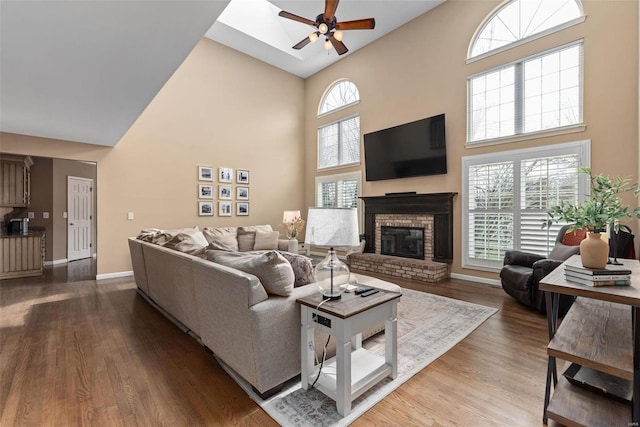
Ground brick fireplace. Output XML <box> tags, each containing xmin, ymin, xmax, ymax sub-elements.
<box><xmin>348</xmin><ymin>192</ymin><xmax>457</xmax><ymax>283</ymax></box>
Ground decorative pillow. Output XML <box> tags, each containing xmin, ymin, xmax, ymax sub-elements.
<box><xmin>162</xmin><ymin>230</ymin><xmax>208</xmax><ymax>257</ymax></box>
<box><xmin>237</xmin><ymin>225</ymin><xmax>274</xmax><ymax>251</ymax></box>
<box><xmin>254</xmin><ymin>231</ymin><xmax>280</xmax><ymax>250</ymax></box>
<box><xmin>548</xmin><ymin>243</ymin><xmax>580</xmax><ymax>261</ymax></box>
<box><xmin>562</xmin><ymin>228</ymin><xmax>588</xmax><ymax>246</ymax></box>
<box><xmin>207</xmin><ymin>250</ymin><xmax>294</xmax><ymax>296</ymax></box>
<box><xmin>202</xmin><ymin>227</ymin><xmax>238</xmax><ymax>251</ymax></box>
<box><xmin>278</xmin><ymin>251</ymin><xmax>314</xmax><ymax>287</ymax></box>
<box><xmin>137</xmin><ymin>227</ymin><xmax>200</xmax><ymax>245</ymax></box>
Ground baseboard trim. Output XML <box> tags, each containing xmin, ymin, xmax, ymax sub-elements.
<box><xmin>96</xmin><ymin>271</ymin><xmax>134</xmax><ymax>281</ymax></box>
<box><xmin>450</xmin><ymin>272</ymin><xmax>501</xmax><ymax>287</ymax></box>
<box><xmin>44</xmin><ymin>258</ymin><xmax>68</xmax><ymax>266</ymax></box>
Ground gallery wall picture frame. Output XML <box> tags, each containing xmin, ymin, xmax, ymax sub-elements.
<box><xmin>236</xmin><ymin>186</ymin><xmax>249</xmax><ymax>200</ymax></box>
<box><xmin>219</xmin><ymin>185</ymin><xmax>232</xmax><ymax>200</ymax></box>
<box><xmin>237</xmin><ymin>169</ymin><xmax>250</xmax><ymax>184</ymax></box>
<box><xmin>236</xmin><ymin>202</ymin><xmax>249</xmax><ymax>216</ymax></box>
<box><xmin>218</xmin><ymin>202</ymin><xmax>232</xmax><ymax>217</ymax></box>
<box><xmin>199</xmin><ymin>184</ymin><xmax>214</xmax><ymax>199</ymax></box>
<box><xmin>219</xmin><ymin>167</ymin><xmax>233</xmax><ymax>183</ymax></box>
<box><xmin>198</xmin><ymin>166</ymin><xmax>214</xmax><ymax>181</ymax></box>
<box><xmin>198</xmin><ymin>201</ymin><xmax>214</xmax><ymax>216</ymax></box>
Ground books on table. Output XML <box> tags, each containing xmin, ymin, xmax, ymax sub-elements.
<box><xmin>563</xmin><ymin>260</ymin><xmax>632</xmax><ymax>287</ymax></box>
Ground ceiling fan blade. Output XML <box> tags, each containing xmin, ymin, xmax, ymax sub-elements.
<box><xmin>335</xmin><ymin>18</ymin><xmax>376</xmax><ymax>30</ymax></box>
<box><xmin>278</xmin><ymin>10</ymin><xmax>316</xmax><ymax>27</ymax></box>
<box><xmin>292</xmin><ymin>36</ymin><xmax>312</xmax><ymax>50</ymax></box>
<box><xmin>329</xmin><ymin>34</ymin><xmax>349</xmax><ymax>55</ymax></box>
<box><xmin>324</xmin><ymin>0</ymin><xmax>339</xmax><ymax>22</ymax></box>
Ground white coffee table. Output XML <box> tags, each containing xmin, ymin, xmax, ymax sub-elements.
<box><xmin>297</xmin><ymin>286</ymin><xmax>401</xmax><ymax>416</ymax></box>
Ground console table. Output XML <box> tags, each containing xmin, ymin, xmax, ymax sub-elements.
<box><xmin>297</xmin><ymin>287</ymin><xmax>401</xmax><ymax>416</ymax></box>
<box><xmin>540</xmin><ymin>255</ymin><xmax>640</xmax><ymax>426</ymax></box>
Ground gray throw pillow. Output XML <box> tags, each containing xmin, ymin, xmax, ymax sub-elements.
<box><xmin>202</xmin><ymin>227</ymin><xmax>239</xmax><ymax>251</ymax></box>
<box><xmin>254</xmin><ymin>231</ymin><xmax>280</xmax><ymax>250</ymax></box>
<box><xmin>548</xmin><ymin>243</ymin><xmax>580</xmax><ymax>261</ymax></box>
<box><xmin>207</xmin><ymin>250</ymin><xmax>294</xmax><ymax>296</ymax></box>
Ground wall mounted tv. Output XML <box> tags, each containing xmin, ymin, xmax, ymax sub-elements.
<box><xmin>364</xmin><ymin>113</ymin><xmax>446</xmax><ymax>182</ymax></box>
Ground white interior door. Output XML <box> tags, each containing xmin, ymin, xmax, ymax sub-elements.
<box><xmin>67</xmin><ymin>176</ymin><xmax>93</xmax><ymax>262</ymax></box>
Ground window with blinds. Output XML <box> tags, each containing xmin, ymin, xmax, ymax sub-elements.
<box><xmin>318</xmin><ymin>115</ymin><xmax>360</xmax><ymax>169</ymax></box>
<box><xmin>468</xmin><ymin>41</ymin><xmax>583</xmax><ymax>144</ymax></box>
<box><xmin>316</xmin><ymin>172</ymin><xmax>361</xmax><ymax>209</ymax></box>
<box><xmin>462</xmin><ymin>140</ymin><xmax>589</xmax><ymax>271</ymax></box>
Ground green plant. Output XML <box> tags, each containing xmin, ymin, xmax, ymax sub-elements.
<box><xmin>544</xmin><ymin>167</ymin><xmax>640</xmax><ymax>234</ymax></box>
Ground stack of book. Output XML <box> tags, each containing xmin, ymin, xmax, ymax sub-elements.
<box><xmin>564</xmin><ymin>263</ymin><xmax>632</xmax><ymax>287</ymax></box>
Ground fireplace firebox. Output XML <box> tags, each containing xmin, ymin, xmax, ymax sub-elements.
<box><xmin>381</xmin><ymin>226</ymin><xmax>424</xmax><ymax>260</ymax></box>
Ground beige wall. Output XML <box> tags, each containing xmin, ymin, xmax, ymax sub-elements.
<box><xmin>0</xmin><ymin>38</ymin><xmax>305</xmax><ymax>275</ymax></box>
<box><xmin>304</xmin><ymin>0</ymin><xmax>639</xmax><ymax>280</ymax></box>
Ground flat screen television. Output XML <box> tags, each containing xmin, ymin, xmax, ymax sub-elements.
<box><xmin>364</xmin><ymin>113</ymin><xmax>446</xmax><ymax>182</ymax></box>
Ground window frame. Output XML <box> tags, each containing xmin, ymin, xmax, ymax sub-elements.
<box><xmin>461</xmin><ymin>139</ymin><xmax>591</xmax><ymax>272</ymax></box>
<box><xmin>466</xmin><ymin>0</ymin><xmax>586</xmax><ymax>63</ymax></box>
<box><xmin>317</xmin><ymin>113</ymin><xmax>361</xmax><ymax>171</ymax></box>
<box><xmin>315</xmin><ymin>171</ymin><xmax>363</xmax><ymax>230</ymax></box>
<box><xmin>467</xmin><ymin>39</ymin><xmax>585</xmax><ymax>147</ymax></box>
<box><xmin>317</xmin><ymin>79</ymin><xmax>360</xmax><ymax>118</ymax></box>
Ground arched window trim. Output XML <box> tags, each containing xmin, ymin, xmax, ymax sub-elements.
<box><xmin>466</xmin><ymin>0</ymin><xmax>586</xmax><ymax>64</ymax></box>
<box><xmin>317</xmin><ymin>79</ymin><xmax>360</xmax><ymax>118</ymax></box>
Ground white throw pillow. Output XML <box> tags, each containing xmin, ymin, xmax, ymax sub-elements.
<box><xmin>254</xmin><ymin>231</ymin><xmax>280</xmax><ymax>250</ymax></box>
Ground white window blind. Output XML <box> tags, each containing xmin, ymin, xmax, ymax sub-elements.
<box><xmin>468</xmin><ymin>41</ymin><xmax>583</xmax><ymax>144</ymax></box>
<box><xmin>462</xmin><ymin>140</ymin><xmax>590</xmax><ymax>271</ymax></box>
<box><xmin>316</xmin><ymin>172</ymin><xmax>361</xmax><ymax>209</ymax></box>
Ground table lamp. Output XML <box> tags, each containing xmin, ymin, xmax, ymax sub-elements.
<box><xmin>304</xmin><ymin>207</ymin><xmax>359</xmax><ymax>300</ymax></box>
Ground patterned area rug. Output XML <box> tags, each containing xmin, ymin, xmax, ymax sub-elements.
<box><xmin>221</xmin><ymin>288</ymin><xmax>497</xmax><ymax>427</ymax></box>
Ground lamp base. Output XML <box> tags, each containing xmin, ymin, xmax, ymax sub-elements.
<box><xmin>321</xmin><ymin>290</ymin><xmax>342</xmax><ymax>300</ymax></box>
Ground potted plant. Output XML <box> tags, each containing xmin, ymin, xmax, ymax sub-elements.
<box><xmin>545</xmin><ymin>167</ymin><xmax>640</xmax><ymax>268</ymax></box>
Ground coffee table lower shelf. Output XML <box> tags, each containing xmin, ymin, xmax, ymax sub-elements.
<box><xmin>547</xmin><ymin>375</ymin><xmax>631</xmax><ymax>427</ymax></box>
<box><xmin>309</xmin><ymin>348</ymin><xmax>391</xmax><ymax>402</ymax></box>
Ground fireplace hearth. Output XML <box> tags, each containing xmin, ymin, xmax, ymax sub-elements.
<box><xmin>381</xmin><ymin>226</ymin><xmax>424</xmax><ymax>260</ymax></box>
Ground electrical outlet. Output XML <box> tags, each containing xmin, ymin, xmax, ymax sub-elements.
<box><xmin>27</xmin><ymin>212</ymin><xmax>34</xmax><ymax>219</ymax></box>
<box><xmin>312</xmin><ymin>313</ymin><xmax>331</xmax><ymax>328</ymax></box>
<box><xmin>127</xmin><ymin>212</ymin><xmax>134</xmax><ymax>220</ymax></box>
<box><xmin>43</xmin><ymin>212</ymin><xmax>49</xmax><ymax>219</ymax></box>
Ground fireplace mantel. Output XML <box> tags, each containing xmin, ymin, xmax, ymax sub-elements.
<box><xmin>360</xmin><ymin>192</ymin><xmax>457</xmax><ymax>263</ymax></box>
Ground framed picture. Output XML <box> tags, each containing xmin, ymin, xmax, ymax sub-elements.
<box><xmin>198</xmin><ymin>166</ymin><xmax>214</xmax><ymax>181</ymax></box>
<box><xmin>198</xmin><ymin>201</ymin><xmax>214</xmax><ymax>216</ymax></box>
<box><xmin>218</xmin><ymin>202</ymin><xmax>232</xmax><ymax>217</ymax></box>
<box><xmin>236</xmin><ymin>186</ymin><xmax>249</xmax><ymax>200</ymax></box>
<box><xmin>198</xmin><ymin>184</ymin><xmax>214</xmax><ymax>199</ymax></box>
<box><xmin>236</xmin><ymin>202</ymin><xmax>249</xmax><ymax>216</ymax></box>
<box><xmin>237</xmin><ymin>169</ymin><xmax>250</xmax><ymax>184</ymax></box>
<box><xmin>219</xmin><ymin>185</ymin><xmax>232</xmax><ymax>200</ymax></box>
<box><xmin>219</xmin><ymin>167</ymin><xmax>233</xmax><ymax>183</ymax></box>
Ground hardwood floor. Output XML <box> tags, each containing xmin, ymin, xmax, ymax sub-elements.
<box><xmin>0</xmin><ymin>270</ymin><xmax>562</xmax><ymax>426</ymax></box>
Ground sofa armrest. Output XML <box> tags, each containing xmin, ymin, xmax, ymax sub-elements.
<box><xmin>503</xmin><ymin>250</ymin><xmax>546</xmax><ymax>268</ymax></box>
<box><xmin>532</xmin><ymin>258</ymin><xmax>563</xmax><ymax>283</ymax></box>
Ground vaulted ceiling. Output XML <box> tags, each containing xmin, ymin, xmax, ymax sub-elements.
<box><xmin>0</xmin><ymin>0</ymin><xmax>443</xmax><ymax>147</ymax></box>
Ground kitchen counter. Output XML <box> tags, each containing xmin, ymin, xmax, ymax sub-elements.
<box><xmin>0</xmin><ymin>231</ymin><xmax>45</xmax><ymax>279</ymax></box>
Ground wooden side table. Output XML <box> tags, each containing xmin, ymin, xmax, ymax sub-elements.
<box><xmin>297</xmin><ymin>287</ymin><xmax>401</xmax><ymax>416</ymax></box>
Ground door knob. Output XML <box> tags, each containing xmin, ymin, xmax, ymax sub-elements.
<box><xmin>69</xmin><ymin>223</ymin><xmax>74</xmax><ymax>226</ymax></box>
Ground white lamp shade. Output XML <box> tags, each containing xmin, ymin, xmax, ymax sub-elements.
<box><xmin>304</xmin><ymin>207</ymin><xmax>359</xmax><ymax>248</ymax></box>
<box><xmin>283</xmin><ymin>210</ymin><xmax>301</xmax><ymax>223</ymax></box>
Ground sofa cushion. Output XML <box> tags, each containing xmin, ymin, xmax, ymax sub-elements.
<box><xmin>203</xmin><ymin>227</ymin><xmax>239</xmax><ymax>251</ymax></box>
<box><xmin>207</xmin><ymin>250</ymin><xmax>294</xmax><ymax>296</ymax></box>
<box><xmin>137</xmin><ymin>227</ymin><xmax>200</xmax><ymax>245</ymax></box>
<box><xmin>254</xmin><ymin>231</ymin><xmax>280</xmax><ymax>250</ymax></box>
<box><xmin>162</xmin><ymin>230</ymin><xmax>209</xmax><ymax>257</ymax></box>
<box><xmin>238</xmin><ymin>225</ymin><xmax>273</xmax><ymax>251</ymax></box>
<box><xmin>278</xmin><ymin>251</ymin><xmax>314</xmax><ymax>287</ymax></box>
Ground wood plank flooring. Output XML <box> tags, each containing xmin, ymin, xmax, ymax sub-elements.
<box><xmin>1</xmin><ymin>270</ymin><xmax>563</xmax><ymax>426</ymax></box>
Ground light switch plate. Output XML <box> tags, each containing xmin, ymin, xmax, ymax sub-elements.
<box><xmin>63</xmin><ymin>212</ymin><xmax>68</xmax><ymax>219</ymax></box>
<box><xmin>27</xmin><ymin>212</ymin><xmax>35</xmax><ymax>219</ymax></box>
<box><xmin>43</xmin><ymin>212</ymin><xmax>49</xmax><ymax>219</ymax></box>
<box><xmin>127</xmin><ymin>212</ymin><xmax>134</xmax><ymax>220</ymax></box>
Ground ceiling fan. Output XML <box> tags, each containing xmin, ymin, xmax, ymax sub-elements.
<box><xmin>278</xmin><ymin>0</ymin><xmax>375</xmax><ymax>56</ymax></box>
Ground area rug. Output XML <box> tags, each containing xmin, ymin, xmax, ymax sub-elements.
<box><xmin>220</xmin><ymin>288</ymin><xmax>497</xmax><ymax>427</ymax></box>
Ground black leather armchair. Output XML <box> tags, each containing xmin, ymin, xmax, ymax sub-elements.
<box><xmin>500</xmin><ymin>225</ymin><xmax>579</xmax><ymax>315</ymax></box>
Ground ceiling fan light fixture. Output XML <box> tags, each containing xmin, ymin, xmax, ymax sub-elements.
<box><xmin>309</xmin><ymin>32</ymin><xmax>319</xmax><ymax>43</ymax></box>
<box><xmin>318</xmin><ymin>22</ymin><xmax>329</xmax><ymax>34</ymax></box>
<box><xmin>324</xmin><ymin>39</ymin><xmax>332</xmax><ymax>51</ymax></box>
<box><xmin>333</xmin><ymin>30</ymin><xmax>344</xmax><ymax>41</ymax></box>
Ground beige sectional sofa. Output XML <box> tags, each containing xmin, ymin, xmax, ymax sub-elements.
<box><xmin>128</xmin><ymin>225</ymin><xmax>401</xmax><ymax>396</ymax></box>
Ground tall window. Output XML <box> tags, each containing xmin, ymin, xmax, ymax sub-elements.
<box><xmin>468</xmin><ymin>41</ymin><xmax>583</xmax><ymax>144</ymax></box>
<box><xmin>318</xmin><ymin>115</ymin><xmax>360</xmax><ymax>169</ymax></box>
<box><xmin>316</xmin><ymin>172</ymin><xmax>361</xmax><ymax>210</ymax></box>
<box><xmin>462</xmin><ymin>140</ymin><xmax>590</xmax><ymax>271</ymax></box>
<box><xmin>468</xmin><ymin>0</ymin><xmax>584</xmax><ymax>60</ymax></box>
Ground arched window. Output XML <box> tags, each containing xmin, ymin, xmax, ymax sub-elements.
<box><xmin>468</xmin><ymin>0</ymin><xmax>584</xmax><ymax>60</ymax></box>
<box><xmin>318</xmin><ymin>80</ymin><xmax>360</xmax><ymax>116</ymax></box>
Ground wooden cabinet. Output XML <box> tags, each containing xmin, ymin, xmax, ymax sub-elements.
<box><xmin>0</xmin><ymin>157</ymin><xmax>31</xmax><ymax>207</ymax></box>
<box><xmin>0</xmin><ymin>233</ymin><xmax>45</xmax><ymax>279</ymax></box>
<box><xmin>540</xmin><ymin>255</ymin><xmax>640</xmax><ymax>427</ymax></box>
